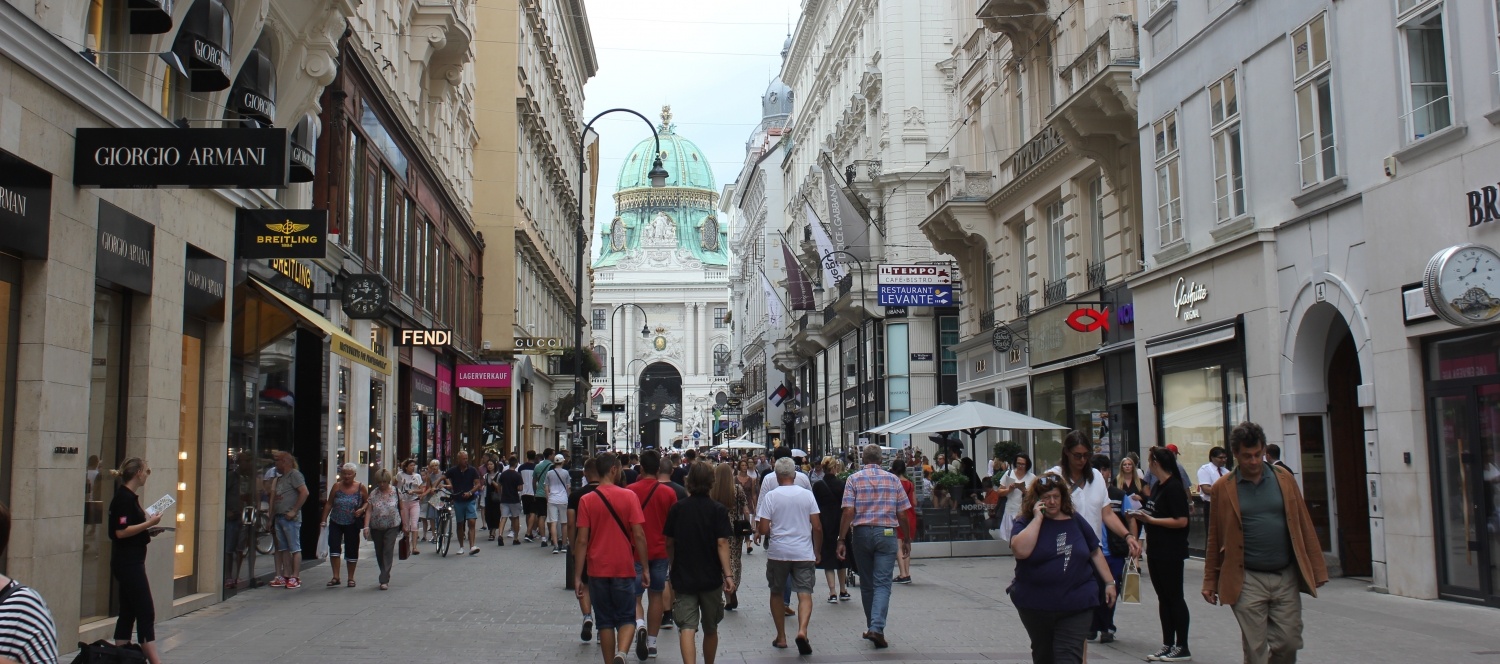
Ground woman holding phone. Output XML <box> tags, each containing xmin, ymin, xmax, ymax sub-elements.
<box><xmin>1009</xmin><ymin>473</ymin><xmax>1116</xmax><ymax>664</ymax></box>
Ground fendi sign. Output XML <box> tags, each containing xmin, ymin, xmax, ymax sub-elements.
<box><xmin>75</xmin><ymin>128</ymin><xmax>289</xmax><ymax>189</ymax></box>
<box><xmin>395</xmin><ymin>328</ymin><xmax>453</xmax><ymax>347</ymax></box>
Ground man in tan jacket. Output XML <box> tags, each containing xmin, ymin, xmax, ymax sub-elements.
<box><xmin>1203</xmin><ymin>422</ymin><xmax>1328</xmax><ymax>664</ymax></box>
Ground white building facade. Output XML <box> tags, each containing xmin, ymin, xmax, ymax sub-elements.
<box><xmin>592</xmin><ymin>111</ymin><xmax>732</xmax><ymax>450</ymax></box>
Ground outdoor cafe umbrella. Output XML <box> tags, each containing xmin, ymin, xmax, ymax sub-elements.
<box><xmin>881</xmin><ymin>400</ymin><xmax>1069</xmax><ymax>461</ymax></box>
<box><xmin>863</xmin><ymin>404</ymin><xmax>954</xmax><ymax>436</ymax></box>
<box><xmin>713</xmin><ymin>437</ymin><xmax>767</xmax><ymax>451</ymax></box>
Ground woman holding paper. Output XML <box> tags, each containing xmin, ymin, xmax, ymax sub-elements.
<box><xmin>108</xmin><ymin>457</ymin><xmax>165</xmax><ymax>664</ymax></box>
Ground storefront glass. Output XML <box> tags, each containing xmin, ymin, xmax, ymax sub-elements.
<box><xmin>1425</xmin><ymin>331</ymin><xmax>1500</xmax><ymax>604</ymax></box>
<box><xmin>1033</xmin><ymin>371</ymin><xmax>1066</xmax><ymax>470</ymax></box>
<box><xmin>1158</xmin><ymin>355</ymin><xmax>1247</xmax><ymax>555</ymax></box>
<box><xmin>81</xmin><ymin>288</ymin><xmax>129</xmax><ymax>623</ymax></box>
<box><xmin>1073</xmin><ymin>362</ymin><xmax>1106</xmax><ymax>446</ymax></box>
<box><xmin>886</xmin><ymin>323</ymin><xmax>911</xmax><ymax>450</ymax></box>
<box><xmin>0</xmin><ymin>259</ymin><xmax>19</xmax><ymax>509</ymax></box>
<box><xmin>174</xmin><ymin>326</ymin><xmax>205</xmax><ymax>598</ymax></box>
<box><xmin>370</xmin><ymin>326</ymin><xmax>388</xmax><ymax>467</ymax></box>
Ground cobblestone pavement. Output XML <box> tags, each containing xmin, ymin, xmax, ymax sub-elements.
<box><xmin>130</xmin><ymin>533</ymin><xmax>1499</xmax><ymax>663</ymax></box>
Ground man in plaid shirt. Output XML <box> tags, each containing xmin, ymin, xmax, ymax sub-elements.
<box><xmin>836</xmin><ymin>444</ymin><xmax>912</xmax><ymax>649</ymax></box>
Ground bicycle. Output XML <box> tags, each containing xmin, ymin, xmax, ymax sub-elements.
<box><xmin>429</xmin><ymin>490</ymin><xmax>454</xmax><ymax>557</ymax></box>
<box><xmin>244</xmin><ymin>506</ymin><xmax>275</xmax><ymax>555</ymax></box>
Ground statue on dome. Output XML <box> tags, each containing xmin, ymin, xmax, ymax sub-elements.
<box><xmin>647</xmin><ymin>212</ymin><xmax>676</xmax><ymax>244</ymax></box>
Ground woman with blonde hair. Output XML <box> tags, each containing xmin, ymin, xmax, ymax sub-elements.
<box><xmin>109</xmin><ymin>457</ymin><xmax>165</xmax><ymax>664</ymax></box>
<box><xmin>710</xmin><ymin>462</ymin><xmax>749</xmax><ymax>610</ymax></box>
<box><xmin>319</xmin><ymin>463</ymin><xmax>369</xmax><ymax>587</ymax></box>
<box><xmin>364</xmin><ymin>468</ymin><xmax>404</xmax><ymax>590</ymax></box>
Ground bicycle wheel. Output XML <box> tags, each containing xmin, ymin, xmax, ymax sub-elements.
<box><xmin>437</xmin><ymin>511</ymin><xmax>452</xmax><ymax>556</ymax></box>
<box><xmin>254</xmin><ymin>513</ymin><xmax>275</xmax><ymax>555</ymax></box>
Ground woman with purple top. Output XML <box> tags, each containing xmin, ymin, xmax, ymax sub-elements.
<box><xmin>1008</xmin><ymin>473</ymin><xmax>1117</xmax><ymax>664</ymax></box>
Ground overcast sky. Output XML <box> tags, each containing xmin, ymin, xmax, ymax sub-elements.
<box><xmin>582</xmin><ymin>0</ymin><xmax>804</xmax><ymax>256</ymax></box>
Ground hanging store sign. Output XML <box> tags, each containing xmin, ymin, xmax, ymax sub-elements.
<box><xmin>1172</xmin><ymin>277</ymin><xmax>1209</xmax><ymax>321</ymax></box>
<box><xmin>436</xmin><ymin>365</ymin><xmax>453</xmax><ymax>412</ymax></box>
<box><xmin>877</xmin><ymin>264</ymin><xmax>952</xmax><ymax>285</ymax></box>
<box><xmin>1030</xmin><ymin>304</ymin><xmax>1100</xmax><ymax>366</ymax></box>
<box><xmin>235</xmin><ymin>208</ymin><xmax>327</xmax><ymax>259</ymax></box>
<box><xmin>877</xmin><ymin>284</ymin><xmax>953</xmax><ymax>306</ymax></box>
<box><xmin>1065</xmin><ymin>307</ymin><xmax>1111</xmax><ymax>333</ymax></box>
<box><xmin>74</xmin><ymin>128</ymin><xmax>289</xmax><ymax>189</ymax></box>
<box><xmin>456</xmin><ymin>363</ymin><xmax>512</xmax><ymax>388</ymax></box>
<box><xmin>183</xmin><ymin>245</ymin><xmax>226</xmax><ymax>320</ymax></box>
<box><xmin>96</xmin><ymin>201</ymin><xmax>155</xmax><ymax>294</ymax></box>
<box><xmin>0</xmin><ymin>148</ymin><xmax>51</xmax><ymax>259</ymax></box>
<box><xmin>394</xmin><ymin>328</ymin><xmax>453</xmax><ymax>347</ymax></box>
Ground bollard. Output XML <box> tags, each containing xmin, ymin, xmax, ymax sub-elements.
<box><xmin>564</xmin><ymin>542</ymin><xmax>576</xmax><ymax>590</ymax></box>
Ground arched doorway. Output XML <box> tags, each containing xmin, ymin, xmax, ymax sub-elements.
<box><xmin>638</xmin><ymin>362</ymin><xmax>682</xmax><ymax>450</ymax></box>
<box><xmin>1289</xmin><ymin>303</ymin><xmax>1372</xmax><ymax>577</ymax></box>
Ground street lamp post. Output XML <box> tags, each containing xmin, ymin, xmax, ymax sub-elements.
<box><xmin>712</xmin><ymin>345</ymin><xmax>731</xmax><ymax>443</ymax></box>
<box><xmin>817</xmin><ymin>250</ymin><xmax>869</xmax><ymax>458</ymax></box>
<box><xmin>624</xmin><ymin>358</ymin><xmax>649</xmax><ymax>452</ymax></box>
<box><xmin>609</xmin><ymin>304</ymin><xmax>651</xmax><ymax>450</ymax></box>
<box><xmin>740</xmin><ymin>340</ymin><xmax>772</xmax><ymax>450</ymax></box>
<box><xmin>572</xmin><ymin>109</ymin><xmax>668</xmax><ymax>463</ymax></box>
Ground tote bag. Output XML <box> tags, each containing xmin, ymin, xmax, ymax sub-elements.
<box><xmin>1121</xmin><ymin>558</ymin><xmax>1142</xmax><ymax>604</ymax></box>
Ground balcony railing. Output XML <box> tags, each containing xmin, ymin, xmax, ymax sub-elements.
<box><xmin>1044</xmin><ymin>277</ymin><xmax>1068</xmax><ymax>306</ymax></box>
<box><xmin>980</xmin><ymin>310</ymin><xmax>996</xmax><ymax>330</ymax></box>
<box><xmin>1087</xmin><ymin>259</ymin><xmax>1106</xmax><ymax>290</ymax></box>
<box><xmin>1016</xmin><ymin>292</ymin><xmax>1031</xmax><ymax>318</ymax></box>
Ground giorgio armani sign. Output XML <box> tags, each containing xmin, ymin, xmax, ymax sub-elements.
<box><xmin>97</xmin><ymin>201</ymin><xmax>155</xmax><ymax>294</ymax></box>
<box><xmin>0</xmin><ymin>148</ymin><xmax>51</xmax><ymax>258</ymax></box>
<box><xmin>74</xmin><ymin>128</ymin><xmax>289</xmax><ymax>189</ymax></box>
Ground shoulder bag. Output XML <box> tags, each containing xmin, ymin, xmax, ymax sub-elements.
<box><xmin>592</xmin><ymin>491</ymin><xmax>634</xmax><ymax>542</ymax></box>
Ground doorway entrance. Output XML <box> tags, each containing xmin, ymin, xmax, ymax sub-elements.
<box><xmin>1327</xmin><ymin>335</ymin><xmax>1372</xmax><ymax>576</ymax></box>
<box><xmin>638</xmin><ymin>362</ymin><xmax>682</xmax><ymax>450</ymax></box>
<box><xmin>1426</xmin><ymin>331</ymin><xmax>1500</xmax><ymax>606</ymax></box>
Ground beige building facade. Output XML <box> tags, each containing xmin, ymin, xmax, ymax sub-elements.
<box><xmin>472</xmin><ymin>0</ymin><xmax>597</xmax><ymax>455</ymax></box>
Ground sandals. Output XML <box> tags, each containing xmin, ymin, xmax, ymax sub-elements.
<box><xmin>347</xmin><ymin>579</ymin><xmax>355</xmax><ymax>588</ymax></box>
<box><xmin>326</xmin><ymin>578</ymin><xmax>341</xmax><ymax>587</ymax></box>
<box><xmin>771</xmin><ymin>639</ymin><xmax>788</xmax><ymax>649</ymax></box>
<box><xmin>795</xmin><ymin>636</ymin><xmax>812</xmax><ymax>655</ymax></box>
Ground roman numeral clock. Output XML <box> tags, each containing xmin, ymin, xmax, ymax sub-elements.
<box><xmin>1424</xmin><ymin>243</ymin><xmax>1500</xmax><ymax>327</ymax></box>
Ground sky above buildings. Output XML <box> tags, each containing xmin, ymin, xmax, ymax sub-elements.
<box><xmin>584</xmin><ymin>0</ymin><xmax>803</xmax><ymax>257</ymax></box>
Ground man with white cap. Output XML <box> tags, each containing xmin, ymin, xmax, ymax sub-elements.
<box><xmin>545</xmin><ymin>452</ymin><xmax>572</xmax><ymax>554</ymax></box>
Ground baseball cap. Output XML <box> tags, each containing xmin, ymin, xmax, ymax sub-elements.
<box><xmin>1166</xmin><ymin>444</ymin><xmax>1180</xmax><ymax>455</ymax></box>
<box><xmin>554</xmin><ymin>454</ymin><xmax>565</xmax><ymax>463</ymax></box>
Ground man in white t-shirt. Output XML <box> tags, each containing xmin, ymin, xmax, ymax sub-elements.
<box><xmin>1196</xmin><ymin>446</ymin><xmax>1230</xmax><ymax>530</ymax></box>
<box><xmin>544</xmin><ymin>454</ymin><xmax>572</xmax><ymax>554</ymax></box>
<box><xmin>756</xmin><ymin>457</ymin><xmax>822</xmax><ymax>655</ymax></box>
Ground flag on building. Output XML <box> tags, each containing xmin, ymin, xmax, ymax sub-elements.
<box><xmin>805</xmin><ymin>201</ymin><xmax>848</xmax><ymax>287</ymax></box>
<box><xmin>761</xmin><ymin>270</ymin><xmax>784</xmax><ymax>328</ymax></box>
<box><xmin>781</xmin><ymin>236</ymin><xmax>816</xmax><ymax>310</ymax></box>
<box><xmin>769</xmin><ymin>384</ymin><xmax>790</xmax><ymax>406</ymax></box>
<box><xmin>821</xmin><ymin>162</ymin><xmax>873</xmax><ymax>261</ymax></box>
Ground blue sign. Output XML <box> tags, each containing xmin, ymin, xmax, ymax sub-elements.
<box><xmin>877</xmin><ymin>284</ymin><xmax>954</xmax><ymax>306</ymax></box>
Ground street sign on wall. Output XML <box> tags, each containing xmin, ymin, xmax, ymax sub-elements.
<box><xmin>877</xmin><ymin>284</ymin><xmax>953</xmax><ymax>306</ymax></box>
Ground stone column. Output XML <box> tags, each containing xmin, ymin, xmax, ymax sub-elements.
<box><xmin>698</xmin><ymin>302</ymin><xmax>708</xmax><ymax>377</ymax></box>
<box><xmin>686</xmin><ymin>302</ymin><xmax>696</xmax><ymax>375</ymax></box>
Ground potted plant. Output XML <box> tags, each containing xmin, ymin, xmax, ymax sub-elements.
<box><xmin>993</xmin><ymin>440</ymin><xmax>1025</xmax><ymax>465</ymax></box>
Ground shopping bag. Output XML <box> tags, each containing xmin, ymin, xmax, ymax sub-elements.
<box><xmin>315</xmin><ymin>526</ymin><xmax>330</xmax><ymax>560</ymax></box>
<box><xmin>399</xmin><ymin>535</ymin><xmax>411</xmax><ymax>560</ymax></box>
<box><xmin>70</xmin><ymin>640</ymin><xmax>146</xmax><ymax>664</ymax></box>
<box><xmin>1121</xmin><ymin>559</ymin><xmax>1142</xmax><ymax>604</ymax></box>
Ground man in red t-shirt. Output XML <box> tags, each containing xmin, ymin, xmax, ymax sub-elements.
<box><xmin>625</xmin><ymin>449</ymin><xmax>679</xmax><ymax>659</ymax></box>
<box><xmin>574</xmin><ymin>453</ymin><xmax>649</xmax><ymax>664</ymax></box>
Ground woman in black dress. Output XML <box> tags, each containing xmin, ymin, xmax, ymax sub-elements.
<box><xmin>812</xmin><ymin>457</ymin><xmax>851</xmax><ymax>604</ymax></box>
<box><xmin>109</xmin><ymin>457</ymin><xmax>164</xmax><ymax>664</ymax></box>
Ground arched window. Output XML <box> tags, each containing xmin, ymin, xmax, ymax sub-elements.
<box><xmin>713</xmin><ymin>343</ymin><xmax>730</xmax><ymax>377</ymax></box>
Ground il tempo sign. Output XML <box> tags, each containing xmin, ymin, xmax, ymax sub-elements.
<box><xmin>394</xmin><ymin>328</ymin><xmax>452</xmax><ymax>346</ymax></box>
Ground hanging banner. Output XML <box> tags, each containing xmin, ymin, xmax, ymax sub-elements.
<box><xmin>805</xmin><ymin>202</ymin><xmax>847</xmax><ymax>286</ymax></box>
<box><xmin>781</xmin><ymin>237</ymin><xmax>816</xmax><ymax>310</ymax></box>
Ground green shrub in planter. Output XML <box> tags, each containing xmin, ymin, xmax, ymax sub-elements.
<box><xmin>993</xmin><ymin>440</ymin><xmax>1025</xmax><ymax>464</ymax></box>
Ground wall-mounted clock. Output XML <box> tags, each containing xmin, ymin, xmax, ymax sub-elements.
<box><xmin>1424</xmin><ymin>243</ymin><xmax>1500</xmax><ymax>327</ymax></box>
<box><xmin>341</xmin><ymin>273</ymin><xmax>389</xmax><ymax>319</ymax></box>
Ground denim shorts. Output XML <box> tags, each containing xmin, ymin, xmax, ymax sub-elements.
<box><xmin>273</xmin><ymin>515</ymin><xmax>301</xmax><ymax>553</ymax></box>
<box><xmin>452</xmin><ymin>498</ymin><xmax>478</xmax><ymax>521</ymax></box>
<box><xmin>634</xmin><ymin>558</ymin><xmax>670</xmax><ymax>595</ymax></box>
<box><xmin>590</xmin><ymin>577</ymin><xmax>638</xmax><ymax>630</ymax></box>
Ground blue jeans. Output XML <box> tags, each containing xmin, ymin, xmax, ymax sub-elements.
<box><xmin>850</xmin><ymin>525</ymin><xmax>898</xmax><ymax>634</ymax></box>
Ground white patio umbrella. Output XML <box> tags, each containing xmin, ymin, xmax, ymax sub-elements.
<box><xmin>864</xmin><ymin>404</ymin><xmax>954</xmax><ymax>436</ymax></box>
<box><xmin>883</xmin><ymin>400</ymin><xmax>1069</xmax><ymax>460</ymax></box>
<box><xmin>712</xmin><ymin>437</ymin><xmax>768</xmax><ymax>450</ymax></box>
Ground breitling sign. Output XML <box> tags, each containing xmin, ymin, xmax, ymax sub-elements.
<box><xmin>235</xmin><ymin>209</ymin><xmax>328</xmax><ymax>259</ymax></box>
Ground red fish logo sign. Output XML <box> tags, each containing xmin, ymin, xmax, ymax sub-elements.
<box><xmin>1066</xmin><ymin>307</ymin><xmax>1110</xmax><ymax>333</ymax></box>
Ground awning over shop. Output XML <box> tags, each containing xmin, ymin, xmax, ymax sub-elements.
<box><xmin>458</xmin><ymin>387</ymin><xmax>484</xmax><ymax>405</ymax></box>
<box><xmin>248</xmin><ymin>277</ymin><xmax>391</xmax><ymax>375</ymax></box>
<box><xmin>161</xmin><ymin>0</ymin><xmax>232</xmax><ymax>92</ymax></box>
<box><xmin>230</xmin><ymin>47</ymin><xmax>276</xmax><ymax>127</ymax></box>
<box><xmin>128</xmin><ymin>0</ymin><xmax>175</xmax><ymax>34</ymax></box>
<box><xmin>289</xmin><ymin>116</ymin><xmax>316</xmax><ymax>183</ymax></box>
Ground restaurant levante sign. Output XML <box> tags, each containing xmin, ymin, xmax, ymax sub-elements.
<box><xmin>74</xmin><ymin>128</ymin><xmax>289</xmax><ymax>189</ymax></box>
<box><xmin>235</xmin><ymin>209</ymin><xmax>327</xmax><ymax>259</ymax></box>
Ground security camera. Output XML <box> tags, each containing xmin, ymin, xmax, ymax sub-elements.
<box><xmin>482</xmin><ymin>340</ymin><xmax>492</xmax><ymax>351</ymax></box>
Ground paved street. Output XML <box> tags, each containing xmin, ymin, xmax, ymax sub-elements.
<box><xmin>114</xmin><ymin>533</ymin><xmax>1500</xmax><ymax>664</ymax></box>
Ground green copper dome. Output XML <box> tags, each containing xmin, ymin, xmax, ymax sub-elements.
<box><xmin>615</xmin><ymin>108</ymin><xmax>715</xmax><ymax>191</ymax></box>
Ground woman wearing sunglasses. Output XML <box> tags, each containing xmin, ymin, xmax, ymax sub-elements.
<box><xmin>1009</xmin><ymin>473</ymin><xmax>1117</xmax><ymax>664</ymax></box>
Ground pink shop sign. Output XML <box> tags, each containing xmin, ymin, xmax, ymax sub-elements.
<box><xmin>456</xmin><ymin>363</ymin><xmax>511</xmax><ymax>388</ymax></box>
<box><xmin>436</xmin><ymin>365</ymin><xmax>453</xmax><ymax>411</ymax></box>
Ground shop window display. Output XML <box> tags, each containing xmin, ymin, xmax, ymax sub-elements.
<box><xmin>81</xmin><ymin>288</ymin><xmax>129</xmax><ymax>623</ymax></box>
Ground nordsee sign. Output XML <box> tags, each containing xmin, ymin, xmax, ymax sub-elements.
<box><xmin>75</xmin><ymin>128</ymin><xmax>289</xmax><ymax>189</ymax></box>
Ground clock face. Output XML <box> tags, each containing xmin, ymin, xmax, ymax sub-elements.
<box><xmin>1426</xmin><ymin>244</ymin><xmax>1500</xmax><ymax>326</ymax></box>
<box><xmin>341</xmin><ymin>274</ymin><xmax>388</xmax><ymax>319</ymax></box>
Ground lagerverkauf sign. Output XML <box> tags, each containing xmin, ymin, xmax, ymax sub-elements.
<box><xmin>235</xmin><ymin>209</ymin><xmax>327</xmax><ymax>259</ymax></box>
<box><xmin>456</xmin><ymin>364</ymin><xmax>512</xmax><ymax>389</ymax></box>
<box><xmin>74</xmin><ymin>128</ymin><xmax>289</xmax><ymax>189</ymax></box>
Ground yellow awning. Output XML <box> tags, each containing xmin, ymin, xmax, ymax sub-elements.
<box><xmin>248</xmin><ymin>277</ymin><xmax>392</xmax><ymax>375</ymax></box>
